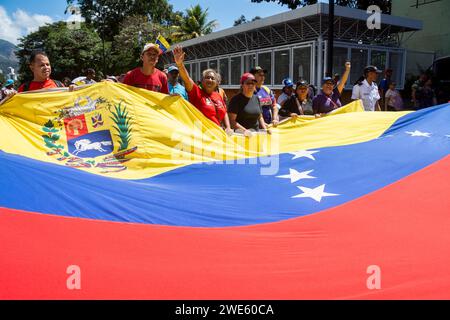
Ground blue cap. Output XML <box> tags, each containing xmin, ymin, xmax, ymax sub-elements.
<box><xmin>282</xmin><ymin>78</ymin><xmax>294</xmax><ymax>87</ymax></box>
<box><xmin>167</xmin><ymin>65</ymin><xmax>179</xmax><ymax>73</ymax></box>
<box><xmin>322</xmin><ymin>77</ymin><xmax>335</xmax><ymax>85</ymax></box>
<box><xmin>5</xmin><ymin>79</ymin><xmax>14</xmax><ymax>86</ymax></box>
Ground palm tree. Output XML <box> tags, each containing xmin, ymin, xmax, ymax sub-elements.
<box><xmin>172</xmin><ymin>5</ymin><xmax>218</xmax><ymax>41</ymax></box>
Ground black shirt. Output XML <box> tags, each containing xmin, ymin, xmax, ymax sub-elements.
<box><xmin>280</xmin><ymin>95</ymin><xmax>314</xmax><ymax>117</ymax></box>
<box><xmin>228</xmin><ymin>93</ymin><xmax>262</xmax><ymax>130</ymax></box>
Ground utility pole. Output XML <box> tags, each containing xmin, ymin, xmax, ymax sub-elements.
<box><xmin>326</xmin><ymin>0</ymin><xmax>334</xmax><ymax>77</ymax></box>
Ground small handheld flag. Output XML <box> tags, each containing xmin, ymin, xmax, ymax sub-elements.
<box><xmin>155</xmin><ymin>34</ymin><xmax>170</xmax><ymax>53</ymax></box>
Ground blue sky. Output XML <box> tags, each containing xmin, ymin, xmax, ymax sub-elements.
<box><xmin>0</xmin><ymin>0</ymin><xmax>289</xmax><ymax>44</ymax></box>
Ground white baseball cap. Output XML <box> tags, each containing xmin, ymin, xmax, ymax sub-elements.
<box><xmin>141</xmin><ymin>43</ymin><xmax>161</xmax><ymax>55</ymax></box>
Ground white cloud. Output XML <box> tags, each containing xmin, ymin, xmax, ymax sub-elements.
<box><xmin>0</xmin><ymin>6</ymin><xmax>53</xmax><ymax>44</ymax></box>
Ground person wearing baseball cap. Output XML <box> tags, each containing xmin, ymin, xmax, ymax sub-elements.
<box><xmin>312</xmin><ymin>61</ymin><xmax>351</xmax><ymax>116</ymax></box>
<box><xmin>166</xmin><ymin>65</ymin><xmax>188</xmax><ymax>100</ymax></box>
<box><xmin>122</xmin><ymin>42</ymin><xmax>168</xmax><ymax>94</ymax></box>
<box><xmin>228</xmin><ymin>72</ymin><xmax>270</xmax><ymax>135</ymax></box>
<box><xmin>351</xmin><ymin>65</ymin><xmax>382</xmax><ymax>111</ymax></box>
<box><xmin>279</xmin><ymin>80</ymin><xmax>314</xmax><ymax>118</ymax></box>
<box><xmin>250</xmin><ymin>66</ymin><xmax>279</xmax><ymax>126</ymax></box>
<box><xmin>1</xmin><ymin>79</ymin><xmax>17</xmax><ymax>103</ymax></box>
<box><xmin>277</xmin><ymin>78</ymin><xmax>294</xmax><ymax>108</ymax></box>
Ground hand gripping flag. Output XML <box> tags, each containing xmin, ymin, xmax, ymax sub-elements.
<box><xmin>155</xmin><ymin>34</ymin><xmax>170</xmax><ymax>54</ymax></box>
<box><xmin>0</xmin><ymin>82</ymin><xmax>449</xmax><ymax>299</ymax></box>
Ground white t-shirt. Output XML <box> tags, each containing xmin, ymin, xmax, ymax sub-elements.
<box><xmin>351</xmin><ymin>79</ymin><xmax>381</xmax><ymax>111</ymax></box>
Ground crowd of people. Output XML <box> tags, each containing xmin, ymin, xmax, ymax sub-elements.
<box><xmin>0</xmin><ymin>42</ymin><xmax>441</xmax><ymax>136</ymax></box>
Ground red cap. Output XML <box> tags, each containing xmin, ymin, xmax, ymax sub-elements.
<box><xmin>240</xmin><ymin>73</ymin><xmax>257</xmax><ymax>84</ymax></box>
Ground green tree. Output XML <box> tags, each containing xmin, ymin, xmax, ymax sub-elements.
<box><xmin>66</xmin><ymin>0</ymin><xmax>179</xmax><ymax>41</ymax></box>
<box><xmin>234</xmin><ymin>15</ymin><xmax>248</xmax><ymax>26</ymax></box>
<box><xmin>250</xmin><ymin>0</ymin><xmax>391</xmax><ymax>13</ymax></box>
<box><xmin>112</xmin><ymin>15</ymin><xmax>172</xmax><ymax>74</ymax></box>
<box><xmin>234</xmin><ymin>15</ymin><xmax>262</xmax><ymax>26</ymax></box>
<box><xmin>172</xmin><ymin>5</ymin><xmax>218</xmax><ymax>42</ymax></box>
<box><xmin>16</xmin><ymin>21</ymin><xmax>103</xmax><ymax>82</ymax></box>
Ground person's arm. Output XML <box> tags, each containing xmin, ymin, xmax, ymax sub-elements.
<box><xmin>222</xmin><ymin>113</ymin><xmax>233</xmax><ymax>135</ymax></box>
<box><xmin>351</xmin><ymin>84</ymin><xmax>360</xmax><ymax>101</ymax></box>
<box><xmin>270</xmin><ymin>91</ymin><xmax>279</xmax><ymax>126</ymax></box>
<box><xmin>228</xmin><ymin>112</ymin><xmax>247</xmax><ymax>132</ymax></box>
<box><xmin>375</xmin><ymin>101</ymin><xmax>381</xmax><ymax>112</ymax></box>
<box><xmin>172</xmin><ymin>46</ymin><xmax>194</xmax><ymax>92</ymax></box>
<box><xmin>337</xmin><ymin>62</ymin><xmax>351</xmax><ymax>94</ymax></box>
<box><xmin>258</xmin><ymin>114</ymin><xmax>267</xmax><ymax>129</ymax></box>
<box><xmin>122</xmin><ymin>71</ymin><xmax>133</xmax><ymax>86</ymax></box>
<box><xmin>161</xmin><ymin>73</ymin><xmax>169</xmax><ymax>94</ymax></box>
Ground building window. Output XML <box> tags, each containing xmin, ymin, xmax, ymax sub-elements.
<box><xmin>274</xmin><ymin>49</ymin><xmax>290</xmax><ymax>85</ymax></box>
<box><xmin>371</xmin><ymin>50</ymin><xmax>387</xmax><ymax>72</ymax></box>
<box><xmin>230</xmin><ymin>56</ymin><xmax>242</xmax><ymax>85</ymax></box>
<box><xmin>219</xmin><ymin>58</ymin><xmax>229</xmax><ymax>85</ymax></box>
<box><xmin>209</xmin><ymin>59</ymin><xmax>218</xmax><ymax>72</ymax></box>
<box><xmin>200</xmin><ymin>61</ymin><xmax>208</xmax><ymax>74</ymax></box>
<box><xmin>350</xmin><ymin>48</ymin><xmax>368</xmax><ymax>85</ymax></box>
<box><xmin>332</xmin><ymin>47</ymin><xmax>348</xmax><ymax>85</ymax></box>
<box><xmin>192</xmin><ymin>63</ymin><xmax>199</xmax><ymax>82</ymax></box>
<box><xmin>389</xmin><ymin>51</ymin><xmax>404</xmax><ymax>87</ymax></box>
<box><xmin>293</xmin><ymin>47</ymin><xmax>311</xmax><ymax>83</ymax></box>
<box><xmin>244</xmin><ymin>54</ymin><xmax>256</xmax><ymax>73</ymax></box>
<box><xmin>257</xmin><ymin>52</ymin><xmax>272</xmax><ymax>85</ymax></box>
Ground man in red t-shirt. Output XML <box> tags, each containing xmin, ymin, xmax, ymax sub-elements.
<box><xmin>17</xmin><ymin>51</ymin><xmax>68</xmax><ymax>93</ymax></box>
<box><xmin>122</xmin><ymin>43</ymin><xmax>169</xmax><ymax>94</ymax></box>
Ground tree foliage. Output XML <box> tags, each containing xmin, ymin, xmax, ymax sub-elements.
<box><xmin>171</xmin><ymin>5</ymin><xmax>218</xmax><ymax>42</ymax></box>
<box><xmin>250</xmin><ymin>0</ymin><xmax>391</xmax><ymax>13</ymax></box>
<box><xmin>112</xmin><ymin>15</ymin><xmax>171</xmax><ymax>74</ymax></box>
<box><xmin>15</xmin><ymin>2</ymin><xmax>218</xmax><ymax>81</ymax></box>
<box><xmin>16</xmin><ymin>22</ymin><xmax>103</xmax><ymax>82</ymax></box>
<box><xmin>66</xmin><ymin>0</ymin><xmax>180</xmax><ymax>41</ymax></box>
<box><xmin>233</xmin><ymin>15</ymin><xmax>262</xmax><ymax>26</ymax></box>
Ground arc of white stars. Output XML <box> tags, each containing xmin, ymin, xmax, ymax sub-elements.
<box><xmin>290</xmin><ymin>150</ymin><xmax>319</xmax><ymax>160</ymax></box>
<box><xmin>277</xmin><ymin>169</ymin><xmax>316</xmax><ymax>183</ymax></box>
<box><xmin>406</xmin><ymin>130</ymin><xmax>431</xmax><ymax>137</ymax></box>
<box><xmin>292</xmin><ymin>184</ymin><xmax>339</xmax><ymax>202</ymax></box>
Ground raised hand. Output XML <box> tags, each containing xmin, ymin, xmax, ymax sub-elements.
<box><xmin>345</xmin><ymin>61</ymin><xmax>351</xmax><ymax>70</ymax></box>
<box><xmin>173</xmin><ymin>46</ymin><xmax>185</xmax><ymax>66</ymax></box>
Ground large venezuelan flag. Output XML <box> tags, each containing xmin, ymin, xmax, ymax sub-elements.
<box><xmin>0</xmin><ymin>82</ymin><xmax>449</xmax><ymax>299</ymax></box>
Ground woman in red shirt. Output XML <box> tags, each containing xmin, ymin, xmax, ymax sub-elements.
<box><xmin>172</xmin><ymin>46</ymin><xmax>232</xmax><ymax>135</ymax></box>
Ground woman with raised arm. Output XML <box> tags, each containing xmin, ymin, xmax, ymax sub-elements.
<box><xmin>172</xmin><ymin>46</ymin><xmax>232</xmax><ymax>135</ymax></box>
<box><xmin>312</xmin><ymin>61</ymin><xmax>351</xmax><ymax>117</ymax></box>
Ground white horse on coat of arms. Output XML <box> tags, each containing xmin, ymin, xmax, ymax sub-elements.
<box><xmin>73</xmin><ymin>139</ymin><xmax>112</xmax><ymax>155</ymax></box>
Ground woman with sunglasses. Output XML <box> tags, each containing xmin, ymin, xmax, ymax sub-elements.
<box><xmin>173</xmin><ymin>46</ymin><xmax>232</xmax><ymax>134</ymax></box>
<box><xmin>227</xmin><ymin>73</ymin><xmax>270</xmax><ymax>136</ymax></box>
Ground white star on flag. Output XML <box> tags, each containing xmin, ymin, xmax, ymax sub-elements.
<box><xmin>445</xmin><ymin>135</ymin><xmax>450</xmax><ymax>138</ymax></box>
<box><xmin>406</xmin><ymin>130</ymin><xmax>431</xmax><ymax>137</ymax></box>
<box><xmin>277</xmin><ymin>169</ymin><xmax>316</xmax><ymax>183</ymax></box>
<box><xmin>292</xmin><ymin>184</ymin><xmax>339</xmax><ymax>202</ymax></box>
<box><xmin>290</xmin><ymin>150</ymin><xmax>319</xmax><ymax>160</ymax></box>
